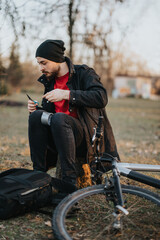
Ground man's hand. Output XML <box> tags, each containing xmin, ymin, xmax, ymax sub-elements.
<box><xmin>28</xmin><ymin>100</ymin><xmax>38</xmax><ymax>113</ymax></box>
<box><xmin>42</xmin><ymin>89</ymin><xmax>70</xmax><ymax>102</ymax></box>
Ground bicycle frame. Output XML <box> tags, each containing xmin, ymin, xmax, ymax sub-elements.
<box><xmin>100</xmin><ymin>159</ymin><xmax>160</xmax><ymax>229</ymax></box>
<box><xmin>92</xmin><ymin>116</ymin><xmax>160</xmax><ymax>220</ymax></box>
<box><xmin>52</xmin><ymin>115</ymin><xmax>160</xmax><ymax>238</ymax></box>
<box><xmin>117</xmin><ymin>162</ymin><xmax>160</xmax><ymax>189</ymax></box>
<box><xmin>118</xmin><ymin>163</ymin><xmax>160</xmax><ymax>172</ymax></box>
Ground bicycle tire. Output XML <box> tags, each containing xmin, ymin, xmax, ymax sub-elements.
<box><xmin>52</xmin><ymin>184</ymin><xmax>160</xmax><ymax>240</ymax></box>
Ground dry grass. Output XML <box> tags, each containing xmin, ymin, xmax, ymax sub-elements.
<box><xmin>0</xmin><ymin>93</ymin><xmax>160</xmax><ymax>240</ymax></box>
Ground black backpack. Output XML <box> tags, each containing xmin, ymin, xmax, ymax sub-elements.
<box><xmin>0</xmin><ymin>168</ymin><xmax>77</xmax><ymax>220</ymax></box>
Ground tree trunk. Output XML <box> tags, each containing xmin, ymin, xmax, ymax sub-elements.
<box><xmin>68</xmin><ymin>0</ymin><xmax>74</xmax><ymax>60</ymax></box>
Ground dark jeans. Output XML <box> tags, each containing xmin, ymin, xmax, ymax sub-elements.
<box><xmin>28</xmin><ymin>110</ymin><xmax>86</xmax><ymax>184</ymax></box>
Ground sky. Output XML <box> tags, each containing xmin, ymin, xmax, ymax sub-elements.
<box><xmin>0</xmin><ymin>0</ymin><xmax>160</xmax><ymax>74</ymax></box>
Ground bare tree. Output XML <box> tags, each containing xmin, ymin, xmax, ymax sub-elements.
<box><xmin>79</xmin><ymin>0</ymin><xmax>151</xmax><ymax>94</ymax></box>
<box><xmin>0</xmin><ymin>0</ymin><xmax>154</xmax><ymax>93</ymax></box>
<box><xmin>81</xmin><ymin>0</ymin><xmax>121</xmax><ymax>93</ymax></box>
<box><xmin>0</xmin><ymin>0</ymin><xmax>26</xmax><ymax>41</ymax></box>
<box><xmin>0</xmin><ymin>0</ymin><xmax>82</xmax><ymax>61</ymax></box>
<box><xmin>68</xmin><ymin>0</ymin><xmax>81</xmax><ymax>60</ymax></box>
<box><xmin>7</xmin><ymin>43</ymin><xmax>23</xmax><ymax>87</ymax></box>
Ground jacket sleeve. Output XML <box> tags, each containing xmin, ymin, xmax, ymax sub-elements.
<box><xmin>69</xmin><ymin>67</ymin><xmax>108</xmax><ymax>109</ymax></box>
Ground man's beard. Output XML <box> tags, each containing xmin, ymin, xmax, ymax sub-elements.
<box><xmin>42</xmin><ymin>67</ymin><xmax>60</xmax><ymax>80</ymax></box>
<box><xmin>47</xmin><ymin>71</ymin><xmax>59</xmax><ymax>80</ymax></box>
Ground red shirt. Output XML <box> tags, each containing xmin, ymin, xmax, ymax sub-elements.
<box><xmin>54</xmin><ymin>72</ymin><xmax>78</xmax><ymax>118</ymax></box>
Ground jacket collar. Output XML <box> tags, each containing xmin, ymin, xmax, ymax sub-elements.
<box><xmin>37</xmin><ymin>57</ymin><xmax>75</xmax><ymax>85</ymax></box>
<box><xmin>65</xmin><ymin>56</ymin><xmax>75</xmax><ymax>81</ymax></box>
<box><xmin>37</xmin><ymin>74</ymin><xmax>49</xmax><ymax>87</ymax></box>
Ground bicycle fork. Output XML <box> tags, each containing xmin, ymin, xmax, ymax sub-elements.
<box><xmin>105</xmin><ymin>165</ymin><xmax>129</xmax><ymax>230</ymax></box>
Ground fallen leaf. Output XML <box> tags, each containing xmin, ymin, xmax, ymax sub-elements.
<box><xmin>20</xmin><ymin>147</ymin><xmax>30</xmax><ymax>156</ymax></box>
<box><xmin>45</xmin><ymin>220</ymin><xmax>52</xmax><ymax>227</ymax></box>
<box><xmin>0</xmin><ymin>146</ymin><xmax>9</xmax><ymax>152</ymax></box>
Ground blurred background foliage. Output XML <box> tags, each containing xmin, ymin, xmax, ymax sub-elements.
<box><xmin>0</xmin><ymin>0</ymin><xmax>159</xmax><ymax>95</ymax></box>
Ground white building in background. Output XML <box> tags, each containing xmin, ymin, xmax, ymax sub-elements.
<box><xmin>113</xmin><ymin>75</ymin><xmax>160</xmax><ymax>100</ymax></box>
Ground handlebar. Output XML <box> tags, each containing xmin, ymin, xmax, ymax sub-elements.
<box><xmin>92</xmin><ymin>116</ymin><xmax>103</xmax><ymax>145</ymax></box>
<box><xmin>96</xmin><ymin>116</ymin><xmax>103</xmax><ymax>138</ymax></box>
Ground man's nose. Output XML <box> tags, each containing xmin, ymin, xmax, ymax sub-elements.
<box><xmin>40</xmin><ymin>65</ymin><xmax>44</xmax><ymax>71</ymax></box>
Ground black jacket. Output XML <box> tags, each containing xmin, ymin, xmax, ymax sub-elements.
<box><xmin>37</xmin><ymin>57</ymin><xmax>120</xmax><ymax>163</ymax></box>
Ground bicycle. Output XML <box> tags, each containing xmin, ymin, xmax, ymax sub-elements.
<box><xmin>52</xmin><ymin>116</ymin><xmax>160</xmax><ymax>240</ymax></box>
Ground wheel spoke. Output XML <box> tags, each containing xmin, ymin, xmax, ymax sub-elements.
<box><xmin>53</xmin><ymin>185</ymin><xmax>160</xmax><ymax>240</ymax></box>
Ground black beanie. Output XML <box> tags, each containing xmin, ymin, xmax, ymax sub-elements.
<box><xmin>35</xmin><ymin>40</ymin><xmax>66</xmax><ymax>63</ymax></box>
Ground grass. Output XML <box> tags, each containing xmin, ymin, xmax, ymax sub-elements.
<box><xmin>0</xmin><ymin>93</ymin><xmax>160</xmax><ymax>240</ymax></box>
<box><xmin>107</xmin><ymin>98</ymin><xmax>160</xmax><ymax>164</ymax></box>
<box><xmin>64</xmin><ymin>188</ymin><xmax>160</xmax><ymax>239</ymax></box>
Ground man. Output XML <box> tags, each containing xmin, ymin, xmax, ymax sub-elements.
<box><xmin>28</xmin><ymin>39</ymin><xmax>119</xmax><ymax>189</ymax></box>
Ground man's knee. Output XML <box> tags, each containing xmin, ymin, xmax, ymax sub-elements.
<box><xmin>29</xmin><ymin>110</ymin><xmax>44</xmax><ymax>126</ymax></box>
<box><xmin>51</xmin><ymin>112</ymin><xmax>68</xmax><ymax>127</ymax></box>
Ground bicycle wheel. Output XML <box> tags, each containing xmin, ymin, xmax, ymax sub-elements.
<box><xmin>52</xmin><ymin>184</ymin><xmax>160</xmax><ymax>240</ymax></box>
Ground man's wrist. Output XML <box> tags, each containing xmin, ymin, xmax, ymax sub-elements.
<box><xmin>64</xmin><ymin>90</ymin><xmax>70</xmax><ymax>100</ymax></box>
